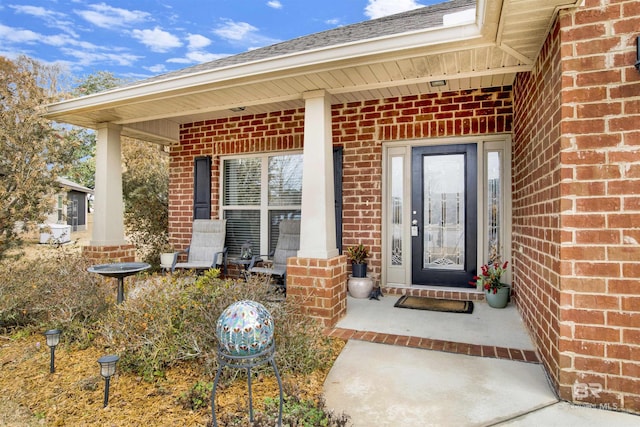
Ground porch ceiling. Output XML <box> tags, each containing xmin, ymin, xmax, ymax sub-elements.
<box><xmin>44</xmin><ymin>0</ymin><xmax>580</xmax><ymax>145</ymax></box>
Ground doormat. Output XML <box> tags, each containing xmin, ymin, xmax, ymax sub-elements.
<box><xmin>394</xmin><ymin>295</ymin><xmax>474</xmax><ymax>314</ymax></box>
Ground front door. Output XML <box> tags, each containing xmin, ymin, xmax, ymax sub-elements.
<box><xmin>411</xmin><ymin>144</ymin><xmax>477</xmax><ymax>286</ymax></box>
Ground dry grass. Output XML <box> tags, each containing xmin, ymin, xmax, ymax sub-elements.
<box><xmin>1</xmin><ymin>220</ymin><xmax>347</xmax><ymax>425</ymax></box>
<box><xmin>0</xmin><ymin>330</ymin><xmax>344</xmax><ymax>426</ymax></box>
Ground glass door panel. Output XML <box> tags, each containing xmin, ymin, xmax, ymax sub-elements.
<box><xmin>411</xmin><ymin>144</ymin><xmax>477</xmax><ymax>287</ymax></box>
<box><xmin>423</xmin><ymin>154</ymin><xmax>465</xmax><ymax>270</ymax></box>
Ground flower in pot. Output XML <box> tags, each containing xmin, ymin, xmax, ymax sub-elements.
<box><xmin>346</xmin><ymin>243</ymin><xmax>369</xmax><ymax>278</ymax></box>
<box><xmin>474</xmin><ymin>259</ymin><xmax>510</xmax><ymax>308</ymax></box>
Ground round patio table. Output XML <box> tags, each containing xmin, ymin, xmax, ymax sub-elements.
<box><xmin>88</xmin><ymin>262</ymin><xmax>150</xmax><ymax>304</ymax></box>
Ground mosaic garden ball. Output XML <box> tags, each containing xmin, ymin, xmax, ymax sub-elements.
<box><xmin>215</xmin><ymin>300</ymin><xmax>274</xmax><ymax>356</ymax></box>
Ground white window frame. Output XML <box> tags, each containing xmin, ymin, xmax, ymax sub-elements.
<box><xmin>220</xmin><ymin>150</ymin><xmax>303</xmax><ymax>257</ymax></box>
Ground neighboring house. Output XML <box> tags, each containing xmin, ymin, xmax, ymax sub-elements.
<box><xmin>44</xmin><ymin>177</ymin><xmax>93</xmax><ymax>231</ymax></box>
<box><xmin>39</xmin><ymin>177</ymin><xmax>92</xmax><ymax>244</ymax></box>
<box><xmin>44</xmin><ymin>0</ymin><xmax>640</xmax><ymax>414</ymax></box>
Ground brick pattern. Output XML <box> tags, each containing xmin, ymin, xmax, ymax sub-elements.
<box><xmin>384</xmin><ymin>286</ymin><xmax>486</xmax><ymax>302</ymax></box>
<box><xmin>515</xmin><ymin>0</ymin><xmax>640</xmax><ymax>413</ymax></box>
<box><xmin>170</xmin><ymin>111</ymin><xmax>305</xmax><ymax>250</ymax></box>
<box><xmin>287</xmin><ymin>255</ymin><xmax>348</xmax><ymax>327</ymax></box>
<box><xmin>333</xmin><ymin>88</ymin><xmax>513</xmax><ymax>280</ymax></box>
<box><xmin>325</xmin><ymin>327</ymin><xmax>540</xmax><ymax>364</ymax></box>
<box><xmin>172</xmin><ymin>89</ymin><xmax>512</xmax><ymax>328</ymax></box>
<box><xmin>81</xmin><ymin>244</ymin><xmax>136</xmax><ymax>264</ymax></box>
<box><xmin>556</xmin><ymin>0</ymin><xmax>640</xmax><ymax>412</ymax></box>
<box><xmin>512</xmin><ymin>17</ymin><xmax>564</xmax><ymax>400</ymax></box>
<box><xmin>173</xmin><ymin>89</ymin><xmax>513</xmax><ymax>262</ymax></box>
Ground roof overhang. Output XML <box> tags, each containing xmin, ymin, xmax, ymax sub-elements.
<box><xmin>43</xmin><ymin>0</ymin><xmax>582</xmax><ymax>145</ymax></box>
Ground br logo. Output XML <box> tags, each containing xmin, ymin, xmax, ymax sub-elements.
<box><xmin>572</xmin><ymin>381</ymin><xmax>603</xmax><ymax>400</ymax></box>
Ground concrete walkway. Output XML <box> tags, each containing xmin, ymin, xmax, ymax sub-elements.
<box><xmin>323</xmin><ymin>294</ymin><xmax>639</xmax><ymax>426</ymax></box>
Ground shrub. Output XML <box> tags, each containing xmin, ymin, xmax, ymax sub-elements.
<box><xmin>99</xmin><ymin>270</ymin><xmax>335</xmax><ymax>381</ymax></box>
<box><xmin>0</xmin><ymin>250</ymin><xmax>111</xmax><ymax>344</ymax></box>
<box><xmin>220</xmin><ymin>394</ymin><xmax>350</xmax><ymax>427</ymax></box>
<box><xmin>177</xmin><ymin>380</ymin><xmax>213</xmax><ymax>411</ymax></box>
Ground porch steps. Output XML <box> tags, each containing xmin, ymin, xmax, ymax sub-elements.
<box><xmin>383</xmin><ymin>285</ymin><xmax>486</xmax><ymax>301</ymax></box>
<box><xmin>325</xmin><ymin>285</ymin><xmax>538</xmax><ymax>364</ymax></box>
<box><xmin>324</xmin><ymin>327</ymin><xmax>540</xmax><ymax>364</ymax></box>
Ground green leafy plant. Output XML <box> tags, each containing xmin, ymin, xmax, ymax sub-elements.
<box><xmin>473</xmin><ymin>259</ymin><xmax>509</xmax><ymax>294</ymax></box>
<box><xmin>345</xmin><ymin>244</ymin><xmax>369</xmax><ymax>264</ymax></box>
<box><xmin>258</xmin><ymin>395</ymin><xmax>349</xmax><ymax>427</ymax></box>
<box><xmin>177</xmin><ymin>381</ymin><xmax>213</xmax><ymax>411</ymax></box>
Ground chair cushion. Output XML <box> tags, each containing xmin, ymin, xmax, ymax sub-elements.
<box><xmin>188</xmin><ymin>219</ymin><xmax>226</xmax><ymax>265</ymax></box>
<box><xmin>249</xmin><ymin>266</ymin><xmax>286</xmax><ymax>277</ymax></box>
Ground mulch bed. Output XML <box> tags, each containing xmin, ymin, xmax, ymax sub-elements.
<box><xmin>0</xmin><ymin>333</ymin><xmax>341</xmax><ymax>425</ymax></box>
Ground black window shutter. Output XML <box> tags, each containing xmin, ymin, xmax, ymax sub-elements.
<box><xmin>193</xmin><ymin>156</ymin><xmax>212</xmax><ymax>219</ymax></box>
<box><xmin>333</xmin><ymin>147</ymin><xmax>343</xmax><ymax>254</ymax></box>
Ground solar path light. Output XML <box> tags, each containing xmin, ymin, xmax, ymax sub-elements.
<box><xmin>44</xmin><ymin>329</ymin><xmax>61</xmax><ymax>373</ymax></box>
<box><xmin>97</xmin><ymin>355</ymin><xmax>120</xmax><ymax>407</ymax></box>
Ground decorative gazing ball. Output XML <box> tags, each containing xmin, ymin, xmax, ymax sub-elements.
<box><xmin>215</xmin><ymin>300</ymin><xmax>274</xmax><ymax>356</ymax></box>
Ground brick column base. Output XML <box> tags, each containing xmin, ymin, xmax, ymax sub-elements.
<box><xmin>81</xmin><ymin>244</ymin><xmax>136</xmax><ymax>264</ymax></box>
<box><xmin>286</xmin><ymin>254</ymin><xmax>348</xmax><ymax>328</ymax></box>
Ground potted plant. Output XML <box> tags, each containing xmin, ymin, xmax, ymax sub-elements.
<box><xmin>474</xmin><ymin>259</ymin><xmax>510</xmax><ymax>308</ymax></box>
<box><xmin>159</xmin><ymin>242</ymin><xmax>178</xmax><ymax>270</ymax></box>
<box><xmin>345</xmin><ymin>243</ymin><xmax>373</xmax><ymax>298</ymax></box>
<box><xmin>346</xmin><ymin>243</ymin><xmax>369</xmax><ymax>278</ymax></box>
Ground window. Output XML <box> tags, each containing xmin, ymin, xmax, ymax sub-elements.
<box><xmin>57</xmin><ymin>195</ymin><xmax>64</xmax><ymax>222</ymax></box>
<box><xmin>222</xmin><ymin>152</ymin><xmax>302</xmax><ymax>257</ymax></box>
<box><xmin>486</xmin><ymin>150</ymin><xmax>503</xmax><ymax>263</ymax></box>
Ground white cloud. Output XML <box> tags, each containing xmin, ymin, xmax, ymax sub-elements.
<box><xmin>213</xmin><ymin>19</ymin><xmax>280</xmax><ymax>48</ymax></box>
<box><xmin>364</xmin><ymin>0</ymin><xmax>423</xmax><ymax>19</ymax></box>
<box><xmin>267</xmin><ymin>1</ymin><xmax>283</xmax><ymax>9</ymax></box>
<box><xmin>325</xmin><ymin>18</ymin><xmax>340</xmax><ymax>26</ymax></box>
<box><xmin>9</xmin><ymin>5</ymin><xmax>64</xmax><ymax>19</ymax></box>
<box><xmin>9</xmin><ymin>4</ymin><xmax>77</xmax><ymax>37</ymax></box>
<box><xmin>61</xmin><ymin>47</ymin><xmax>141</xmax><ymax>67</ymax></box>
<box><xmin>187</xmin><ymin>34</ymin><xmax>211</xmax><ymax>50</ymax></box>
<box><xmin>185</xmin><ymin>50</ymin><xmax>227</xmax><ymax>63</ymax></box>
<box><xmin>147</xmin><ymin>63</ymin><xmax>168</xmax><ymax>73</ymax></box>
<box><xmin>44</xmin><ymin>34</ymin><xmax>98</xmax><ymax>50</ymax></box>
<box><xmin>75</xmin><ymin>3</ymin><xmax>150</xmax><ymax>28</ymax></box>
<box><xmin>131</xmin><ymin>27</ymin><xmax>182</xmax><ymax>53</ymax></box>
<box><xmin>213</xmin><ymin>19</ymin><xmax>258</xmax><ymax>41</ymax></box>
<box><xmin>0</xmin><ymin>24</ymin><xmax>40</xmax><ymax>44</ymax></box>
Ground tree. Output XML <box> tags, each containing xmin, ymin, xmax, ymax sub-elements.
<box><xmin>69</xmin><ymin>71</ymin><xmax>169</xmax><ymax>265</ymax></box>
<box><xmin>64</xmin><ymin>72</ymin><xmax>128</xmax><ymax>189</ymax></box>
<box><xmin>121</xmin><ymin>137</ymin><xmax>169</xmax><ymax>265</ymax></box>
<box><xmin>0</xmin><ymin>56</ymin><xmax>76</xmax><ymax>258</ymax></box>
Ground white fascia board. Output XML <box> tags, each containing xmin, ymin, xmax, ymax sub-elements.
<box><xmin>45</xmin><ymin>8</ymin><xmax>483</xmax><ymax>118</ymax></box>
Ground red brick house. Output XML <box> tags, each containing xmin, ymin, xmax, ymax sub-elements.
<box><xmin>45</xmin><ymin>0</ymin><xmax>640</xmax><ymax>414</ymax></box>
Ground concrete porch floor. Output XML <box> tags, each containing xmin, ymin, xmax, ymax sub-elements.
<box><xmin>323</xmin><ymin>293</ymin><xmax>639</xmax><ymax>426</ymax></box>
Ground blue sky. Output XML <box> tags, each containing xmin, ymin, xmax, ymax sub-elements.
<box><xmin>0</xmin><ymin>0</ymin><xmax>438</xmax><ymax>82</ymax></box>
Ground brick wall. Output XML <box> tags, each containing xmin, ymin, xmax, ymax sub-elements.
<box><xmin>514</xmin><ymin>0</ymin><xmax>640</xmax><ymax>413</ymax></box>
<box><xmin>172</xmin><ymin>89</ymin><xmax>513</xmax><ymax>277</ymax></box>
<box><xmin>169</xmin><ymin>111</ymin><xmax>305</xmax><ymax>249</ymax></box>
<box><xmin>557</xmin><ymin>0</ymin><xmax>640</xmax><ymax>412</ymax></box>
<box><xmin>512</xmin><ymin>18</ymin><xmax>564</xmax><ymax>401</ymax></box>
<box><xmin>333</xmin><ymin>89</ymin><xmax>513</xmax><ymax>279</ymax></box>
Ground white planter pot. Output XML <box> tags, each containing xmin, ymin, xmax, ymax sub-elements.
<box><xmin>348</xmin><ymin>275</ymin><xmax>374</xmax><ymax>298</ymax></box>
<box><xmin>160</xmin><ymin>252</ymin><xmax>176</xmax><ymax>268</ymax></box>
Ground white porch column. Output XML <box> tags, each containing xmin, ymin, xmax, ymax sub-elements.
<box><xmin>91</xmin><ymin>123</ymin><xmax>126</xmax><ymax>245</ymax></box>
<box><xmin>298</xmin><ymin>90</ymin><xmax>339</xmax><ymax>259</ymax></box>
